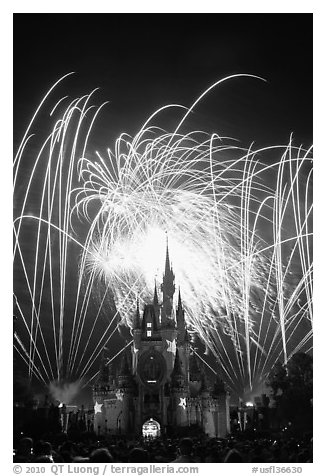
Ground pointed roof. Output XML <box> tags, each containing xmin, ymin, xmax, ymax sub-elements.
<box><xmin>171</xmin><ymin>348</ymin><xmax>184</xmax><ymax>379</ymax></box>
<box><xmin>165</xmin><ymin>234</ymin><xmax>171</xmax><ymax>274</ymax></box>
<box><xmin>176</xmin><ymin>288</ymin><xmax>187</xmax><ymax>343</ymax></box>
<box><xmin>162</xmin><ymin>235</ymin><xmax>175</xmax><ymax>284</ymax></box>
<box><xmin>161</xmin><ymin>236</ymin><xmax>176</xmax><ymax>324</ymax></box>
<box><xmin>177</xmin><ymin>288</ymin><xmax>182</xmax><ymax>311</ymax></box>
<box><xmin>142</xmin><ymin>304</ymin><xmax>159</xmax><ymax>331</ymax></box>
<box><xmin>133</xmin><ymin>298</ymin><xmax>141</xmax><ymax>329</ymax></box>
<box><xmin>153</xmin><ymin>281</ymin><xmax>159</xmax><ymax>307</ymax></box>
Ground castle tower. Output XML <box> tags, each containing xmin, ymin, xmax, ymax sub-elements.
<box><xmin>175</xmin><ymin>289</ymin><xmax>190</xmax><ymax>382</ymax></box>
<box><xmin>176</xmin><ymin>289</ymin><xmax>186</xmax><ymax>342</ymax></box>
<box><xmin>141</xmin><ymin>304</ymin><xmax>160</xmax><ymax>340</ymax></box>
<box><xmin>200</xmin><ymin>372</ymin><xmax>215</xmax><ymax>436</ymax></box>
<box><xmin>116</xmin><ymin>348</ymin><xmax>135</xmax><ymax>434</ymax></box>
<box><xmin>161</xmin><ymin>238</ymin><xmax>175</xmax><ymax>326</ymax></box>
<box><xmin>133</xmin><ymin>298</ymin><xmax>141</xmax><ymax>330</ymax></box>
<box><xmin>189</xmin><ymin>351</ymin><xmax>202</xmax><ymax>394</ymax></box>
<box><xmin>153</xmin><ymin>281</ymin><xmax>160</xmax><ymax>321</ymax></box>
<box><xmin>93</xmin><ymin>350</ymin><xmax>112</xmax><ymax>435</ymax></box>
<box><xmin>171</xmin><ymin>349</ymin><xmax>188</xmax><ymax>427</ymax></box>
<box><xmin>212</xmin><ymin>375</ymin><xmax>231</xmax><ymax>437</ymax></box>
<box><xmin>132</xmin><ymin>299</ymin><xmax>142</xmax><ymax>373</ymax></box>
<box><xmin>98</xmin><ymin>350</ymin><xmax>110</xmax><ymax>387</ymax></box>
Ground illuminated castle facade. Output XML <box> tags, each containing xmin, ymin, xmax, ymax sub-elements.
<box><xmin>93</xmin><ymin>245</ymin><xmax>230</xmax><ymax>438</ymax></box>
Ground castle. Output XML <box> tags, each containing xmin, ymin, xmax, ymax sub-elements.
<box><xmin>93</xmin><ymin>243</ymin><xmax>230</xmax><ymax>438</ymax></box>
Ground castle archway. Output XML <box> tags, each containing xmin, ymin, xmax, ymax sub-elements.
<box><xmin>142</xmin><ymin>418</ymin><xmax>160</xmax><ymax>438</ymax></box>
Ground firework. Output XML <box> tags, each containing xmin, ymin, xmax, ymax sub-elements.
<box><xmin>13</xmin><ymin>75</ymin><xmax>313</xmax><ymax>397</ymax></box>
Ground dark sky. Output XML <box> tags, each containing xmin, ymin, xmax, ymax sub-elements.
<box><xmin>14</xmin><ymin>13</ymin><xmax>312</xmax><ymax>149</ymax></box>
<box><xmin>13</xmin><ymin>13</ymin><xmax>313</xmax><ymax>402</ymax></box>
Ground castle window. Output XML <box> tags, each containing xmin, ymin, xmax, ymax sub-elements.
<box><xmin>147</xmin><ymin>322</ymin><xmax>152</xmax><ymax>328</ymax></box>
<box><xmin>147</xmin><ymin>330</ymin><xmax>152</xmax><ymax>337</ymax></box>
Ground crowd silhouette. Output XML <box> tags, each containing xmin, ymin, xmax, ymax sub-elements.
<box><xmin>14</xmin><ymin>431</ymin><xmax>313</xmax><ymax>463</ymax></box>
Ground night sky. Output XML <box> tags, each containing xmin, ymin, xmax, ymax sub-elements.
<box><xmin>13</xmin><ymin>13</ymin><xmax>313</xmax><ymax>404</ymax></box>
<box><xmin>14</xmin><ymin>14</ymin><xmax>312</xmax><ymax>148</ymax></box>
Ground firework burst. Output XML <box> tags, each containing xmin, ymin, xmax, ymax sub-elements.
<box><xmin>13</xmin><ymin>75</ymin><xmax>313</xmax><ymax>397</ymax></box>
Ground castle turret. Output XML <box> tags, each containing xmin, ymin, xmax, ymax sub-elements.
<box><xmin>141</xmin><ymin>304</ymin><xmax>160</xmax><ymax>339</ymax></box>
<box><xmin>116</xmin><ymin>348</ymin><xmax>136</xmax><ymax>434</ymax></box>
<box><xmin>93</xmin><ymin>351</ymin><xmax>110</xmax><ymax>435</ymax></box>
<box><xmin>189</xmin><ymin>352</ymin><xmax>202</xmax><ymax>382</ymax></box>
<box><xmin>118</xmin><ymin>348</ymin><xmax>132</xmax><ymax>385</ymax></box>
<box><xmin>133</xmin><ymin>299</ymin><xmax>141</xmax><ymax>330</ymax></box>
<box><xmin>213</xmin><ymin>374</ymin><xmax>230</xmax><ymax>437</ymax></box>
<box><xmin>171</xmin><ymin>349</ymin><xmax>188</xmax><ymax>426</ymax></box>
<box><xmin>174</xmin><ymin>289</ymin><xmax>190</xmax><ymax>382</ymax></box>
<box><xmin>132</xmin><ymin>300</ymin><xmax>142</xmax><ymax>370</ymax></box>
<box><xmin>171</xmin><ymin>349</ymin><xmax>185</xmax><ymax>387</ymax></box>
<box><xmin>176</xmin><ymin>289</ymin><xmax>186</xmax><ymax>344</ymax></box>
<box><xmin>161</xmin><ymin>238</ymin><xmax>175</xmax><ymax>326</ymax></box>
<box><xmin>153</xmin><ymin>280</ymin><xmax>159</xmax><ymax>306</ymax></box>
<box><xmin>98</xmin><ymin>350</ymin><xmax>110</xmax><ymax>386</ymax></box>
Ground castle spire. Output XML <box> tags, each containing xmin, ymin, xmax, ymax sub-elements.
<box><xmin>176</xmin><ymin>287</ymin><xmax>186</xmax><ymax>343</ymax></box>
<box><xmin>133</xmin><ymin>297</ymin><xmax>141</xmax><ymax>330</ymax></box>
<box><xmin>161</xmin><ymin>235</ymin><xmax>175</xmax><ymax>325</ymax></box>
<box><xmin>171</xmin><ymin>349</ymin><xmax>183</xmax><ymax>376</ymax></box>
<box><xmin>165</xmin><ymin>234</ymin><xmax>171</xmax><ymax>274</ymax></box>
<box><xmin>153</xmin><ymin>280</ymin><xmax>159</xmax><ymax>307</ymax></box>
<box><xmin>177</xmin><ymin>287</ymin><xmax>182</xmax><ymax>311</ymax></box>
<box><xmin>171</xmin><ymin>349</ymin><xmax>185</xmax><ymax>387</ymax></box>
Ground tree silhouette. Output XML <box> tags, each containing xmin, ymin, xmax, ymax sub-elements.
<box><xmin>267</xmin><ymin>352</ymin><xmax>312</xmax><ymax>431</ymax></box>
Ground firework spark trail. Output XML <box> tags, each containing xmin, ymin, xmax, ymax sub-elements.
<box><xmin>14</xmin><ymin>89</ymin><xmax>106</xmax><ymax>383</ymax></box>
<box><xmin>252</xmin><ymin>149</ymin><xmax>313</xmax><ymax>380</ymax></box>
<box><xmin>13</xmin><ymin>75</ymin><xmax>313</xmax><ymax>396</ymax></box>
<box><xmin>208</xmin><ymin>136</ymin><xmax>247</xmax><ymax>385</ymax></box>
<box><xmin>270</xmin><ymin>148</ymin><xmax>312</xmax><ymax>366</ymax></box>
<box><xmin>71</xmin><ymin>277</ymin><xmax>112</xmax><ymax>375</ymax></box>
<box><xmin>13</xmin><ymin>226</ymin><xmax>55</xmax><ymax>382</ymax></box>
<box><xmin>240</xmin><ymin>152</ymin><xmax>258</xmax><ymax>389</ymax></box>
<box><xmin>13</xmin><ymin>216</ymin><xmax>103</xmax><ymax>382</ymax></box>
<box><xmin>13</xmin><ymin>73</ymin><xmax>75</xmax><ymax>174</ymax></box>
<box><xmin>191</xmin><ymin>348</ymin><xmax>218</xmax><ymax>376</ymax></box>
<box><xmin>14</xmin><ymin>343</ymin><xmax>46</xmax><ymax>385</ymax></box>
<box><xmin>82</xmin><ymin>340</ymin><xmax>133</xmax><ymax>389</ymax></box>
<box><xmin>14</xmin><ymin>294</ymin><xmax>51</xmax><ymax>383</ymax></box>
<box><xmin>30</xmin><ymin>116</ymin><xmax>70</xmax><ymax>380</ymax></box>
<box><xmin>290</xmin><ymin>151</ymin><xmax>313</xmax><ymax>324</ymax></box>
<box><xmin>75</xmin><ymin>132</ymin><xmax>312</xmax><ymax>391</ymax></box>
<box><xmin>74</xmin><ymin>266</ymin><xmax>150</xmax><ymax>378</ymax></box>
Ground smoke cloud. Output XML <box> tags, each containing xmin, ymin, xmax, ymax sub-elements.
<box><xmin>48</xmin><ymin>380</ymin><xmax>81</xmax><ymax>405</ymax></box>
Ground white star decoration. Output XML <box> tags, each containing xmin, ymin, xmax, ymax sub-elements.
<box><xmin>166</xmin><ymin>339</ymin><xmax>176</xmax><ymax>354</ymax></box>
<box><xmin>94</xmin><ymin>401</ymin><xmax>103</xmax><ymax>414</ymax></box>
<box><xmin>116</xmin><ymin>389</ymin><xmax>124</xmax><ymax>401</ymax></box>
<box><xmin>179</xmin><ymin>397</ymin><xmax>187</xmax><ymax>410</ymax></box>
